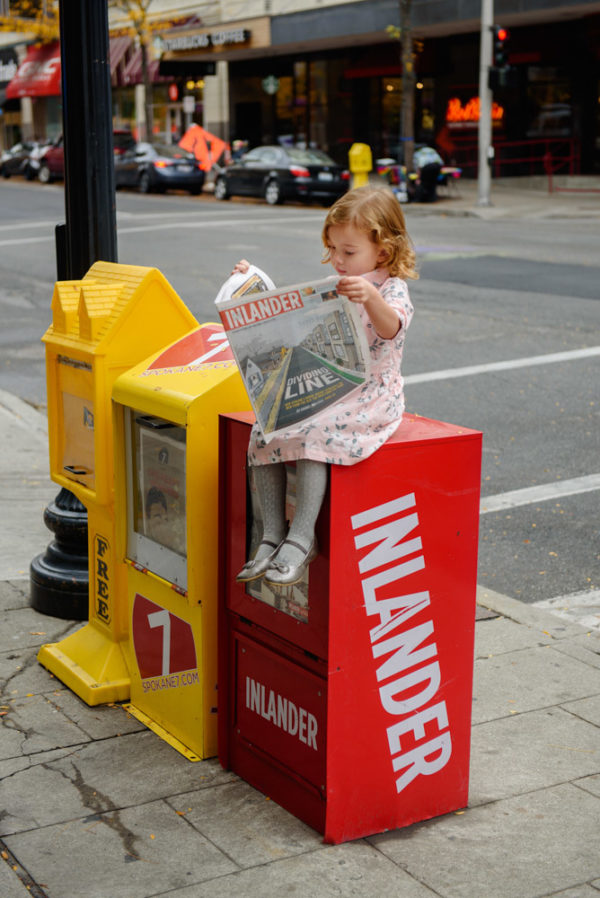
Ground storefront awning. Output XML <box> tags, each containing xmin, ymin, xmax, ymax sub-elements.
<box><xmin>6</xmin><ymin>37</ymin><xmax>134</xmax><ymax>99</ymax></box>
<box><xmin>121</xmin><ymin>48</ymin><xmax>161</xmax><ymax>86</ymax></box>
<box><xmin>6</xmin><ymin>42</ymin><xmax>61</xmax><ymax>99</ymax></box>
<box><xmin>110</xmin><ymin>35</ymin><xmax>133</xmax><ymax>86</ymax></box>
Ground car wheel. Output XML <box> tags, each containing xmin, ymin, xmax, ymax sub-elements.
<box><xmin>24</xmin><ymin>167</ymin><xmax>35</xmax><ymax>181</ymax></box>
<box><xmin>264</xmin><ymin>179</ymin><xmax>283</xmax><ymax>205</ymax></box>
<box><xmin>38</xmin><ymin>164</ymin><xmax>52</xmax><ymax>184</ymax></box>
<box><xmin>214</xmin><ymin>176</ymin><xmax>230</xmax><ymax>200</ymax></box>
<box><xmin>138</xmin><ymin>171</ymin><xmax>152</xmax><ymax>194</ymax></box>
<box><xmin>189</xmin><ymin>186</ymin><xmax>202</xmax><ymax>196</ymax></box>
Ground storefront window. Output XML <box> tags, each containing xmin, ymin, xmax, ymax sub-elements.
<box><xmin>596</xmin><ymin>80</ymin><xmax>600</xmax><ymax>170</ymax></box>
<box><xmin>526</xmin><ymin>66</ymin><xmax>572</xmax><ymax>137</ymax></box>
<box><xmin>293</xmin><ymin>61</ymin><xmax>308</xmax><ymax>146</ymax></box>
<box><xmin>275</xmin><ymin>75</ymin><xmax>294</xmax><ymax>143</ymax></box>
<box><xmin>418</xmin><ymin>78</ymin><xmax>435</xmax><ymax>143</ymax></box>
<box><xmin>46</xmin><ymin>96</ymin><xmax>62</xmax><ymax>141</ymax></box>
<box><xmin>309</xmin><ymin>61</ymin><xmax>327</xmax><ymax>149</ymax></box>
<box><xmin>381</xmin><ymin>77</ymin><xmax>402</xmax><ymax>158</ymax></box>
<box><xmin>113</xmin><ymin>88</ymin><xmax>136</xmax><ymax>132</ymax></box>
<box><xmin>327</xmin><ymin>59</ymin><xmax>352</xmax><ymax>163</ymax></box>
<box><xmin>152</xmin><ymin>84</ymin><xmax>170</xmax><ymax>142</ymax></box>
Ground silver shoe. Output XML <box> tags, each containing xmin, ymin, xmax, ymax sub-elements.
<box><xmin>235</xmin><ymin>540</ymin><xmax>282</xmax><ymax>583</ymax></box>
<box><xmin>264</xmin><ymin>538</ymin><xmax>318</xmax><ymax>587</ymax></box>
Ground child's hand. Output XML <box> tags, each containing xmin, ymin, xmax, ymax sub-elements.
<box><xmin>232</xmin><ymin>259</ymin><xmax>250</xmax><ymax>275</ymax></box>
<box><xmin>337</xmin><ymin>276</ymin><xmax>401</xmax><ymax>339</ymax></box>
<box><xmin>336</xmin><ymin>276</ymin><xmax>380</xmax><ymax>305</ymax></box>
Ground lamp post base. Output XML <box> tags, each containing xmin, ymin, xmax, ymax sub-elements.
<box><xmin>30</xmin><ymin>488</ymin><xmax>88</xmax><ymax>621</ymax></box>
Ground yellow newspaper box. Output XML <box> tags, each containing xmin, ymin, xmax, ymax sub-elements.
<box><xmin>38</xmin><ymin>262</ymin><xmax>198</xmax><ymax>705</ymax></box>
<box><xmin>112</xmin><ymin>324</ymin><xmax>251</xmax><ymax>760</ymax></box>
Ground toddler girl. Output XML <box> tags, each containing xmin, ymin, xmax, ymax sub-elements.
<box><xmin>235</xmin><ymin>185</ymin><xmax>417</xmax><ymax>586</ymax></box>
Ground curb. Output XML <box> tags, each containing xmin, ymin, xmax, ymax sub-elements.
<box><xmin>0</xmin><ymin>389</ymin><xmax>48</xmax><ymax>437</ymax></box>
<box><xmin>476</xmin><ymin>584</ymin><xmax>599</xmax><ymax>642</ymax></box>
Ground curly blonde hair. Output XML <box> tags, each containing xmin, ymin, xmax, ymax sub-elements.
<box><xmin>322</xmin><ymin>185</ymin><xmax>418</xmax><ymax>280</ymax></box>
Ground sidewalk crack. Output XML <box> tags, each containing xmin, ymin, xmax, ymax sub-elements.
<box><xmin>66</xmin><ymin>762</ymin><xmax>142</xmax><ymax>862</ymax></box>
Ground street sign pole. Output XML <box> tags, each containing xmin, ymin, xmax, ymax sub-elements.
<box><xmin>477</xmin><ymin>0</ymin><xmax>493</xmax><ymax>206</ymax></box>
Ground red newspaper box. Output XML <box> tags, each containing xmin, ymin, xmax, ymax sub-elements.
<box><xmin>218</xmin><ymin>411</ymin><xmax>482</xmax><ymax>844</ymax></box>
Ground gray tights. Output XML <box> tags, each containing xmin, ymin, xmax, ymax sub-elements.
<box><xmin>251</xmin><ymin>459</ymin><xmax>328</xmax><ymax>566</ymax></box>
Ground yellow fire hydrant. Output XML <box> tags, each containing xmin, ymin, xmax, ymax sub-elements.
<box><xmin>348</xmin><ymin>142</ymin><xmax>373</xmax><ymax>189</ymax></box>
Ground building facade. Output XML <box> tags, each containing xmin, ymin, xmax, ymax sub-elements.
<box><xmin>2</xmin><ymin>0</ymin><xmax>599</xmax><ymax>173</ymax></box>
<box><xmin>158</xmin><ymin>0</ymin><xmax>600</xmax><ymax>174</ymax></box>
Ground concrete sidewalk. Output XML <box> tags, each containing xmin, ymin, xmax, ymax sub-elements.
<box><xmin>402</xmin><ymin>173</ymin><xmax>600</xmax><ymax>220</ymax></box>
<box><xmin>202</xmin><ymin>169</ymin><xmax>600</xmax><ymax>220</ymax></box>
<box><xmin>1</xmin><ymin>391</ymin><xmax>600</xmax><ymax>898</ymax></box>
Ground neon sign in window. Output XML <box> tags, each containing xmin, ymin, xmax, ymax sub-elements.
<box><xmin>446</xmin><ymin>97</ymin><xmax>504</xmax><ymax>127</ymax></box>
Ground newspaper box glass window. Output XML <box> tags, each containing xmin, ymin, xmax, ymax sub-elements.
<box><xmin>244</xmin><ymin>462</ymin><xmax>312</xmax><ymax>623</ymax></box>
<box><xmin>125</xmin><ymin>410</ymin><xmax>187</xmax><ymax>589</ymax></box>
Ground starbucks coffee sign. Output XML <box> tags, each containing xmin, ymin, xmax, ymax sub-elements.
<box><xmin>162</xmin><ymin>28</ymin><xmax>250</xmax><ymax>52</ymax></box>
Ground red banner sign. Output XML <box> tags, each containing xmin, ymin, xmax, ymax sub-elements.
<box><xmin>6</xmin><ymin>42</ymin><xmax>61</xmax><ymax>99</ymax></box>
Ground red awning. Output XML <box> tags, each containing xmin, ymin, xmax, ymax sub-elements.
<box><xmin>6</xmin><ymin>37</ymin><xmax>134</xmax><ymax>99</ymax></box>
<box><xmin>122</xmin><ymin>47</ymin><xmax>161</xmax><ymax>86</ymax></box>
<box><xmin>110</xmin><ymin>35</ymin><xmax>133</xmax><ymax>86</ymax></box>
<box><xmin>6</xmin><ymin>42</ymin><xmax>61</xmax><ymax>99</ymax></box>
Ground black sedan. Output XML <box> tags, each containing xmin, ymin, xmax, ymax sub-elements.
<box><xmin>114</xmin><ymin>142</ymin><xmax>205</xmax><ymax>195</ymax></box>
<box><xmin>214</xmin><ymin>145</ymin><xmax>349</xmax><ymax>205</ymax></box>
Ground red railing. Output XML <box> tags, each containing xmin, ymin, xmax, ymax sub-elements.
<box><xmin>544</xmin><ymin>150</ymin><xmax>600</xmax><ymax>194</ymax></box>
<box><xmin>447</xmin><ymin>136</ymin><xmax>580</xmax><ymax>179</ymax></box>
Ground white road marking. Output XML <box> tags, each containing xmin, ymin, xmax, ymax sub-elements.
<box><xmin>405</xmin><ymin>346</ymin><xmax>600</xmax><ymax>385</ymax></box>
<box><xmin>117</xmin><ymin>214</ymin><xmax>326</xmax><ymax>236</ymax></box>
<box><xmin>481</xmin><ymin>473</ymin><xmax>600</xmax><ymax>514</ymax></box>
<box><xmin>0</xmin><ymin>220</ymin><xmax>60</xmax><ymax>232</ymax></box>
<box><xmin>0</xmin><ymin>213</ymin><xmax>327</xmax><ymax>247</ymax></box>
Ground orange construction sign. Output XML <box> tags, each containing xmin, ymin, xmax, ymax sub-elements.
<box><xmin>179</xmin><ymin>125</ymin><xmax>230</xmax><ymax>172</ymax></box>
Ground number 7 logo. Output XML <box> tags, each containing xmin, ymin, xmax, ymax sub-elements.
<box><xmin>148</xmin><ymin>609</ymin><xmax>171</xmax><ymax>677</ymax></box>
<box><xmin>132</xmin><ymin>594</ymin><xmax>197</xmax><ymax>680</ymax></box>
<box><xmin>188</xmin><ymin>330</ymin><xmax>231</xmax><ymax>365</ymax></box>
<box><xmin>148</xmin><ymin>323</ymin><xmax>233</xmax><ymax>371</ymax></box>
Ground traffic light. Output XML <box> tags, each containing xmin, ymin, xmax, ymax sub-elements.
<box><xmin>488</xmin><ymin>24</ymin><xmax>516</xmax><ymax>90</ymax></box>
<box><xmin>493</xmin><ymin>26</ymin><xmax>510</xmax><ymax>68</ymax></box>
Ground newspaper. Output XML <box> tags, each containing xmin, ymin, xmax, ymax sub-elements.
<box><xmin>215</xmin><ymin>265</ymin><xmax>370</xmax><ymax>440</ymax></box>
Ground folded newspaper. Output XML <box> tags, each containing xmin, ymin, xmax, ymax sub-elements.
<box><xmin>215</xmin><ymin>265</ymin><xmax>370</xmax><ymax>440</ymax></box>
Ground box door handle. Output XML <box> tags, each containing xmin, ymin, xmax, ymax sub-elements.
<box><xmin>136</xmin><ymin>415</ymin><xmax>178</xmax><ymax>430</ymax></box>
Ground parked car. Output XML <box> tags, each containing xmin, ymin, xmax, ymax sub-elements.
<box><xmin>214</xmin><ymin>145</ymin><xmax>350</xmax><ymax>205</ymax></box>
<box><xmin>38</xmin><ymin>135</ymin><xmax>64</xmax><ymax>183</ymax></box>
<box><xmin>114</xmin><ymin>142</ymin><xmax>206</xmax><ymax>195</ymax></box>
<box><xmin>22</xmin><ymin>140</ymin><xmax>53</xmax><ymax>180</ymax></box>
<box><xmin>38</xmin><ymin>130</ymin><xmax>135</xmax><ymax>183</ymax></box>
<box><xmin>0</xmin><ymin>141</ymin><xmax>37</xmax><ymax>178</ymax></box>
<box><xmin>113</xmin><ymin>130</ymin><xmax>136</xmax><ymax>157</ymax></box>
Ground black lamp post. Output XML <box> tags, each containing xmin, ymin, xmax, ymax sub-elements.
<box><xmin>30</xmin><ymin>0</ymin><xmax>118</xmax><ymax>619</ymax></box>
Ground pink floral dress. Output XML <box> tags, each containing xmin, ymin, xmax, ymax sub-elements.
<box><xmin>248</xmin><ymin>268</ymin><xmax>414</xmax><ymax>467</ymax></box>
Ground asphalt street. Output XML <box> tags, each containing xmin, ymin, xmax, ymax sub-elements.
<box><xmin>0</xmin><ymin>178</ymin><xmax>598</xmax><ymax>624</ymax></box>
